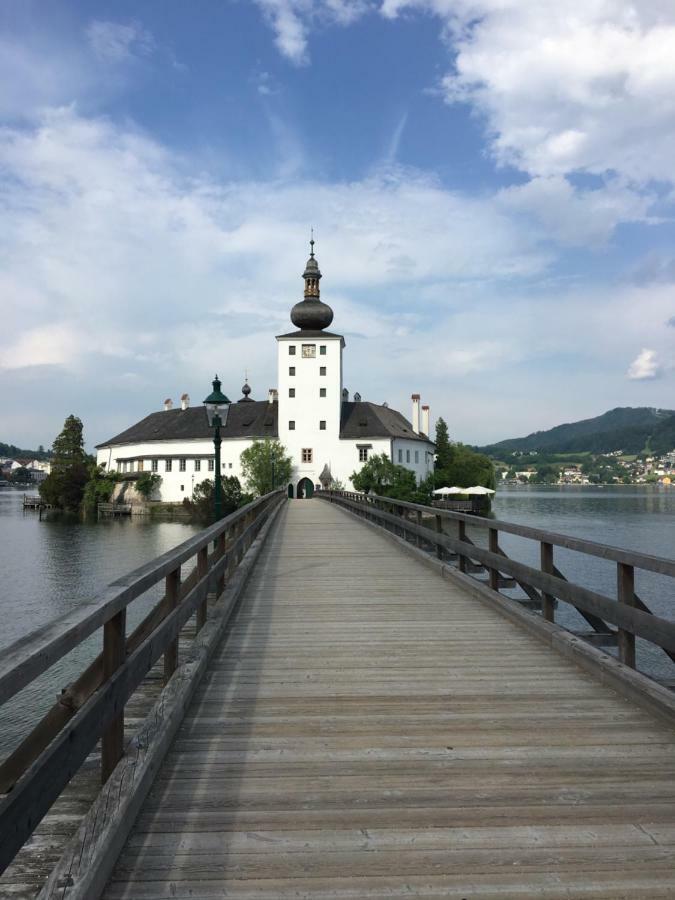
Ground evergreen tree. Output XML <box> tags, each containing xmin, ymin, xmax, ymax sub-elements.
<box><xmin>39</xmin><ymin>415</ymin><xmax>89</xmax><ymax>510</ymax></box>
<box><xmin>240</xmin><ymin>439</ymin><xmax>292</xmax><ymax>496</ymax></box>
<box><xmin>434</xmin><ymin>417</ymin><xmax>454</xmax><ymax>470</ymax></box>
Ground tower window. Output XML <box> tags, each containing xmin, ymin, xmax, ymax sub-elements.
<box><xmin>319</xmin><ymin>420</ymin><xmax>326</xmax><ymax>430</ymax></box>
<box><xmin>302</xmin><ymin>448</ymin><xmax>312</xmax><ymax>463</ymax></box>
<box><xmin>289</xmin><ymin>346</ymin><xmax>296</xmax><ymax>355</ymax></box>
<box><xmin>179</xmin><ymin>459</ymin><xmax>186</xmax><ymax>472</ymax></box>
<box><xmin>289</xmin><ymin>420</ymin><xmax>296</xmax><ymax>430</ymax></box>
<box><xmin>194</xmin><ymin>459</ymin><xmax>201</xmax><ymax>472</ymax></box>
<box><xmin>319</xmin><ymin>388</ymin><xmax>326</xmax><ymax>397</ymax></box>
<box><xmin>208</xmin><ymin>459</ymin><xmax>214</xmax><ymax>471</ymax></box>
<box><xmin>320</xmin><ymin>345</ymin><xmax>326</xmax><ymax>355</ymax></box>
<box><xmin>151</xmin><ymin>459</ymin><xmax>158</xmax><ymax>472</ymax></box>
<box><xmin>165</xmin><ymin>459</ymin><xmax>172</xmax><ymax>472</ymax></box>
<box><xmin>359</xmin><ymin>447</ymin><xmax>369</xmax><ymax>462</ymax></box>
<box><xmin>289</xmin><ymin>366</ymin><xmax>295</xmax><ymax>376</ymax></box>
<box><xmin>320</xmin><ymin>366</ymin><xmax>326</xmax><ymax>376</ymax></box>
<box><xmin>302</xmin><ymin>344</ymin><xmax>316</xmax><ymax>358</ymax></box>
<box><xmin>289</xmin><ymin>388</ymin><xmax>295</xmax><ymax>397</ymax></box>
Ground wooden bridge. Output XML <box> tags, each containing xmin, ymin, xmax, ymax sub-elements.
<box><xmin>2</xmin><ymin>491</ymin><xmax>675</xmax><ymax>898</ymax></box>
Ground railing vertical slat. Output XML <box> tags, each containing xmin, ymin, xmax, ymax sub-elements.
<box><xmin>435</xmin><ymin>514</ymin><xmax>443</xmax><ymax>560</ymax></box>
<box><xmin>489</xmin><ymin>528</ymin><xmax>499</xmax><ymax>591</ymax></box>
<box><xmin>163</xmin><ymin>566</ymin><xmax>181</xmax><ymax>683</ymax></box>
<box><xmin>457</xmin><ymin>520</ymin><xmax>467</xmax><ymax>573</ymax></box>
<box><xmin>216</xmin><ymin>533</ymin><xmax>226</xmax><ymax>598</ymax></box>
<box><xmin>101</xmin><ymin>609</ymin><xmax>126</xmax><ymax>783</ymax></box>
<box><xmin>617</xmin><ymin>563</ymin><xmax>636</xmax><ymax>668</ymax></box>
<box><xmin>196</xmin><ymin>547</ymin><xmax>208</xmax><ymax>633</ymax></box>
<box><xmin>540</xmin><ymin>541</ymin><xmax>555</xmax><ymax>622</ymax></box>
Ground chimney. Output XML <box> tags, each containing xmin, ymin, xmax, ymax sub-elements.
<box><xmin>268</xmin><ymin>388</ymin><xmax>278</xmax><ymax>405</ymax></box>
<box><xmin>342</xmin><ymin>388</ymin><xmax>349</xmax><ymax>402</ymax></box>
<box><xmin>180</xmin><ymin>393</ymin><xmax>190</xmax><ymax>411</ymax></box>
<box><xmin>164</xmin><ymin>398</ymin><xmax>173</xmax><ymax>411</ymax></box>
<box><xmin>422</xmin><ymin>404</ymin><xmax>430</xmax><ymax>436</ymax></box>
<box><xmin>411</xmin><ymin>394</ymin><xmax>420</xmax><ymax>434</ymax></box>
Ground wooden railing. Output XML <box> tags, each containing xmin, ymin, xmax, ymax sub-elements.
<box><xmin>0</xmin><ymin>489</ymin><xmax>284</xmax><ymax>876</ymax></box>
<box><xmin>319</xmin><ymin>490</ymin><xmax>675</xmax><ymax>672</ymax></box>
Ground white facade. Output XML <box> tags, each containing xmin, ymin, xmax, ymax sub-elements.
<box><xmin>96</xmin><ymin>246</ymin><xmax>435</xmax><ymax>501</ymax></box>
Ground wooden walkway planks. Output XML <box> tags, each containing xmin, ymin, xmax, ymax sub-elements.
<box><xmin>104</xmin><ymin>499</ymin><xmax>675</xmax><ymax>899</ymax></box>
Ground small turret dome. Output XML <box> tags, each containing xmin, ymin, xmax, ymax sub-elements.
<box><xmin>290</xmin><ymin>235</ymin><xmax>334</xmax><ymax>331</ymax></box>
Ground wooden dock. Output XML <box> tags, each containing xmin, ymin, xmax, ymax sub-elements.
<box><xmin>102</xmin><ymin>499</ymin><xmax>675</xmax><ymax>899</ymax></box>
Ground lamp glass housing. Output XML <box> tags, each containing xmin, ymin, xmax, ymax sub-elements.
<box><xmin>203</xmin><ymin>376</ymin><xmax>231</xmax><ymax>428</ymax></box>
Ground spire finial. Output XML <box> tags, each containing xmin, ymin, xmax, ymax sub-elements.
<box><xmin>309</xmin><ymin>227</ymin><xmax>315</xmax><ymax>259</ymax></box>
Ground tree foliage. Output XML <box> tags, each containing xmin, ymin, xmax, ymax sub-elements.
<box><xmin>39</xmin><ymin>415</ymin><xmax>90</xmax><ymax>511</ymax></box>
<box><xmin>182</xmin><ymin>476</ymin><xmax>252</xmax><ymax>525</ymax></box>
<box><xmin>351</xmin><ymin>453</ymin><xmax>426</xmax><ymax>502</ymax></box>
<box><xmin>435</xmin><ymin>417</ymin><xmax>453</xmax><ymax>470</ymax></box>
<box><xmin>82</xmin><ymin>463</ymin><xmax>119</xmax><ymax>512</ymax></box>
<box><xmin>135</xmin><ymin>472</ymin><xmax>162</xmax><ymax>499</ymax></box>
<box><xmin>434</xmin><ymin>419</ymin><xmax>495</xmax><ymax>490</ymax></box>
<box><xmin>240</xmin><ymin>439</ymin><xmax>292</xmax><ymax>496</ymax></box>
<box><xmin>10</xmin><ymin>467</ymin><xmax>32</xmax><ymax>483</ymax></box>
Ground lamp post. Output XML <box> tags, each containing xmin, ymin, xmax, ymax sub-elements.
<box><xmin>203</xmin><ymin>375</ymin><xmax>231</xmax><ymax>521</ymax></box>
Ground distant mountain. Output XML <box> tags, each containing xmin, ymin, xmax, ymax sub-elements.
<box><xmin>478</xmin><ymin>407</ymin><xmax>675</xmax><ymax>457</ymax></box>
<box><xmin>0</xmin><ymin>441</ymin><xmax>52</xmax><ymax>461</ymax></box>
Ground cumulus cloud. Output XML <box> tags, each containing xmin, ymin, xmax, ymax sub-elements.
<box><xmin>627</xmin><ymin>348</ymin><xmax>661</xmax><ymax>380</ymax></box>
<box><xmin>253</xmin><ymin>0</ymin><xmax>370</xmax><ymax>64</ymax></box>
<box><xmin>85</xmin><ymin>20</ymin><xmax>155</xmax><ymax>63</ymax></box>
<box><xmin>381</xmin><ymin>0</ymin><xmax>675</xmax><ymax>188</ymax></box>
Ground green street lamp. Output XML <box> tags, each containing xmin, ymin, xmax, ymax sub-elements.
<box><xmin>203</xmin><ymin>375</ymin><xmax>231</xmax><ymax>520</ymax></box>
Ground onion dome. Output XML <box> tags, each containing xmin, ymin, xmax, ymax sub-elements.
<box><xmin>290</xmin><ymin>235</ymin><xmax>334</xmax><ymax>331</ymax></box>
<box><xmin>238</xmin><ymin>380</ymin><xmax>254</xmax><ymax>403</ymax></box>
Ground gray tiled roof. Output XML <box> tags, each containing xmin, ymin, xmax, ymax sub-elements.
<box><xmin>96</xmin><ymin>401</ymin><xmax>278</xmax><ymax>448</ymax></box>
<box><xmin>340</xmin><ymin>402</ymin><xmax>433</xmax><ymax>444</ymax></box>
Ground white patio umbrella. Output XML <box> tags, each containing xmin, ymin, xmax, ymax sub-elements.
<box><xmin>463</xmin><ymin>485</ymin><xmax>496</xmax><ymax>495</ymax></box>
<box><xmin>433</xmin><ymin>486</ymin><xmax>465</xmax><ymax>495</ymax></box>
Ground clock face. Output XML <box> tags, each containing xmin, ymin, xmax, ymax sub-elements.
<box><xmin>302</xmin><ymin>344</ymin><xmax>316</xmax><ymax>358</ymax></box>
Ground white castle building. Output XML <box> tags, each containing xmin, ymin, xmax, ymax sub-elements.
<box><xmin>96</xmin><ymin>242</ymin><xmax>435</xmax><ymax>500</ymax></box>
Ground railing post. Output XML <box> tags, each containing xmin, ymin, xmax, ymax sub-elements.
<box><xmin>617</xmin><ymin>562</ymin><xmax>636</xmax><ymax>668</ymax></box>
<box><xmin>435</xmin><ymin>514</ymin><xmax>443</xmax><ymax>560</ymax></box>
<box><xmin>457</xmin><ymin>520</ymin><xmax>467</xmax><ymax>573</ymax></box>
<box><xmin>416</xmin><ymin>509</ymin><xmax>422</xmax><ymax>548</ymax></box>
<box><xmin>216</xmin><ymin>531</ymin><xmax>226</xmax><ymax>598</ymax></box>
<box><xmin>196</xmin><ymin>546</ymin><xmax>208</xmax><ymax>633</ymax></box>
<box><xmin>163</xmin><ymin>566</ymin><xmax>181</xmax><ymax>683</ymax></box>
<box><xmin>540</xmin><ymin>541</ymin><xmax>555</xmax><ymax>622</ymax></box>
<box><xmin>101</xmin><ymin>609</ymin><xmax>126</xmax><ymax>783</ymax></box>
<box><xmin>489</xmin><ymin>528</ymin><xmax>499</xmax><ymax>592</ymax></box>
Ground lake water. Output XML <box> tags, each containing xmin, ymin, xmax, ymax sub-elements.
<box><xmin>0</xmin><ymin>484</ymin><xmax>674</xmax><ymax>758</ymax></box>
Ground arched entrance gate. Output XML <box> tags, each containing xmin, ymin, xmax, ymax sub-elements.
<box><xmin>296</xmin><ymin>478</ymin><xmax>314</xmax><ymax>499</ymax></box>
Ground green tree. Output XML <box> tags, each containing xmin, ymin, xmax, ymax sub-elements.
<box><xmin>434</xmin><ymin>417</ymin><xmax>453</xmax><ymax>470</ymax></box>
<box><xmin>10</xmin><ymin>467</ymin><xmax>32</xmax><ymax>483</ymax></box>
<box><xmin>351</xmin><ymin>453</ymin><xmax>419</xmax><ymax>500</ymax></box>
<box><xmin>82</xmin><ymin>463</ymin><xmax>119</xmax><ymax>513</ymax></box>
<box><xmin>240</xmin><ymin>439</ymin><xmax>292</xmax><ymax>496</ymax></box>
<box><xmin>135</xmin><ymin>472</ymin><xmax>162</xmax><ymax>499</ymax></box>
<box><xmin>183</xmin><ymin>476</ymin><xmax>252</xmax><ymax>524</ymax></box>
<box><xmin>434</xmin><ymin>443</ymin><xmax>495</xmax><ymax>491</ymax></box>
<box><xmin>39</xmin><ymin>415</ymin><xmax>90</xmax><ymax>511</ymax></box>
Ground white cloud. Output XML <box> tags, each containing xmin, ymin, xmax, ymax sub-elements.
<box><xmin>626</xmin><ymin>348</ymin><xmax>661</xmax><ymax>380</ymax></box>
<box><xmin>253</xmin><ymin>0</ymin><xmax>370</xmax><ymax>64</ymax></box>
<box><xmin>85</xmin><ymin>20</ymin><xmax>155</xmax><ymax>64</ymax></box>
<box><xmin>381</xmin><ymin>0</ymin><xmax>675</xmax><ymax>187</ymax></box>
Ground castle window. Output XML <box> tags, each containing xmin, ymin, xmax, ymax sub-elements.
<box><xmin>320</xmin><ymin>420</ymin><xmax>326</xmax><ymax>430</ymax></box>
<box><xmin>320</xmin><ymin>388</ymin><xmax>326</xmax><ymax>397</ymax></box>
<box><xmin>289</xmin><ymin>388</ymin><xmax>295</xmax><ymax>397</ymax></box>
<box><xmin>398</xmin><ymin>449</ymin><xmax>402</xmax><ymax>463</ymax></box>
<box><xmin>406</xmin><ymin>450</ymin><xmax>410</xmax><ymax>463</ymax></box>
<box><xmin>302</xmin><ymin>448</ymin><xmax>313</xmax><ymax>463</ymax></box>
<box><xmin>151</xmin><ymin>459</ymin><xmax>158</xmax><ymax>472</ymax></box>
<box><xmin>415</xmin><ymin>451</ymin><xmax>419</xmax><ymax>463</ymax></box>
<box><xmin>302</xmin><ymin>344</ymin><xmax>316</xmax><ymax>358</ymax></box>
<box><xmin>194</xmin><ymin>459</ymin><xmax>201</xmax><ymax>472</ymax></box>
<box><xmin>320</xmin><ymin>345</ymin><xmax>326</xmax><ymax>355</ymax></box>
<box><xmin>179</xmin><ymin>459</ymin><xmax>186</xmax><ymax>472</ymax></box>
<box><xmin>289</xmin><ymin>420</ymin><xmax>296</xmax><ymax>430</ymax></box>
<box><xmin>208</xmin><ymin>459</ymin><xmax>214</xmax><ymax>471</ymax></box>
<box><xmin>320</xmin><ymin>367</ymin><xmax>326</xmax><ymax>376</ymax></box>
<box><xmin>359</xmin><ymin>447</ymin><xmax>369</xmax><ymax>462</ymax></box>
<box><xmin>165</xmin><ymin>459</ymin><xmax>172</xmax><ymax>472</ymax></box>
<box><xmin>137</xmin><ymin>460</ymin><xmax>144</xmax><ymax>472</ymax></box>
<box><xmin>289</xmin><ymin>345</ymin><xmax>296</xmax><ymax>355</ymax></box>
<box><xmin>289</xmin><ymin>366</ymin><xmax>295</xmax><ymax>376</ymax></box>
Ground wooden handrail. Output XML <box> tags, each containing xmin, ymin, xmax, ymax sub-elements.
<box><xmin>0</xmin><ymin>489</ymin><xmax>285</xmax><ymax>876</ymax></box>
<box><xmin>318</xmin><ymin>491</ymin><xmax>675</xmax><ymax>669</ymax></box>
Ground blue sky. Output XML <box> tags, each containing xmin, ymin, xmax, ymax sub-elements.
<box><xmin>2</xmin><ymin>0</ymin><xmax>674</xmax><ymax>449</ymax></box>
